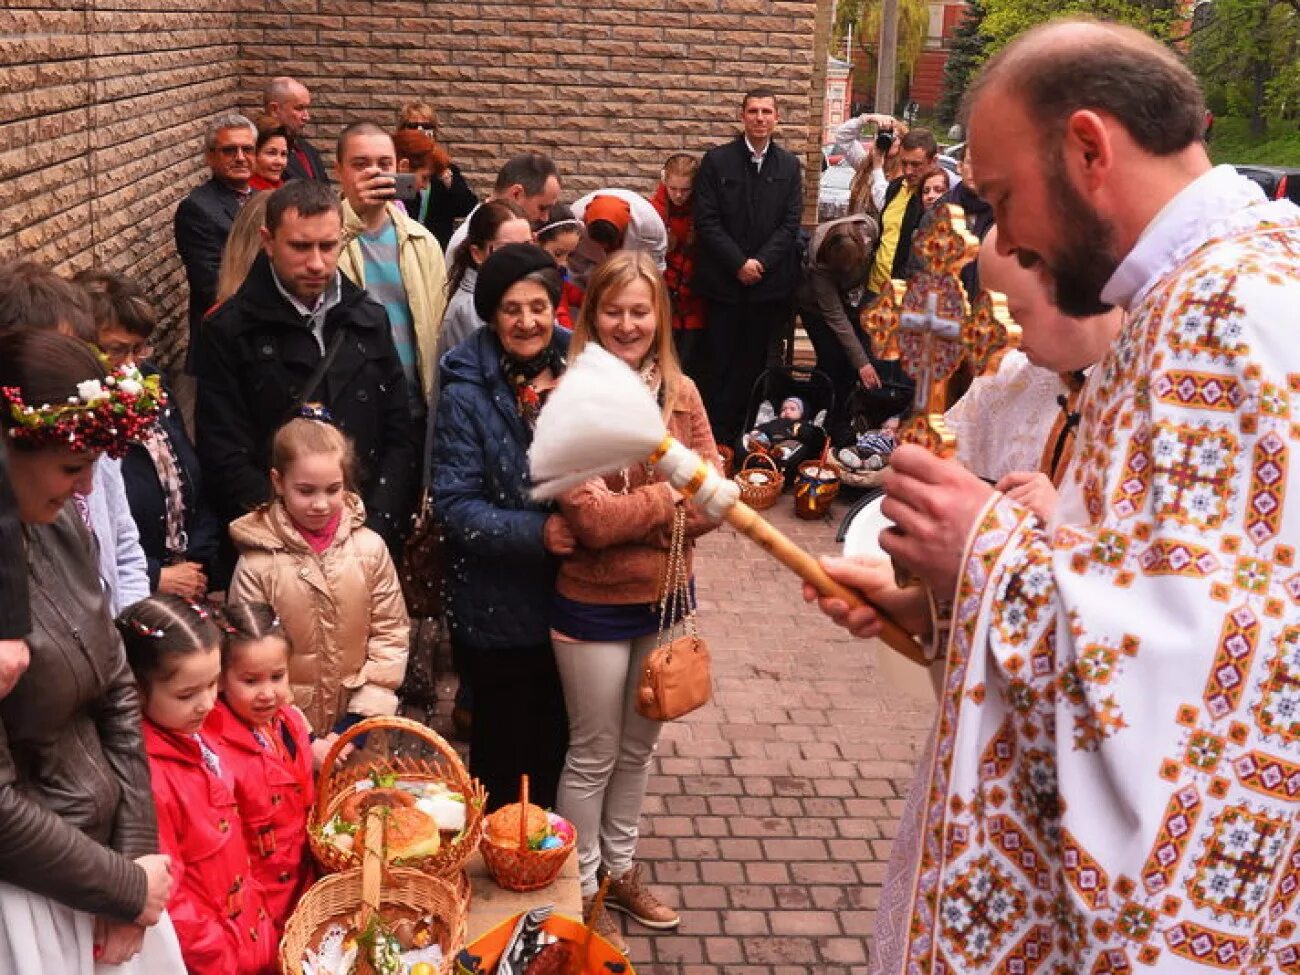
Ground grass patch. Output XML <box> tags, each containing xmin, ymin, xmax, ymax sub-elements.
<box><xmin>1208</xmin><ymin>116</ymin><xmax>1300</xmax><ymax>166</ymax></box>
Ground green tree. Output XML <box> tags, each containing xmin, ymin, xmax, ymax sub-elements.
<box><xmin>937</xmin><ymin>0</ymin><xmax>989</xmax><ymax>126</ymax></box>
<box><xmin>1190</xmin><ymin>0</ymin><xmax>1300</xmax><ymax>135</ymax></box>
<box><xmin>834</xmin><ymin>0</ymin><xmax>931</xmax><ymax>112</ymax></box>
<box><xmin>981</xmin><ymin>0</ymin><xmax>1181</xmax><ymax>52</ymax></box>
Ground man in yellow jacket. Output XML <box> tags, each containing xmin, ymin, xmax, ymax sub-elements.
<box><xmin>336</xmin><ymin>121</ymin><xmax>448</xmax><ymax>422</ymax></box>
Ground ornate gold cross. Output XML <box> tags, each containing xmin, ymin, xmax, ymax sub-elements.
<box><xmin>861</xmin><ymin>203</ymin><xmax>1021</xmax><ymax>458</ymax></box>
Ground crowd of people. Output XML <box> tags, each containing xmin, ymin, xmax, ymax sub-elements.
<box><xmin>1</xmin><ymin>20</ymin><xmax>1297</xmax><ymax>974</ymax></box>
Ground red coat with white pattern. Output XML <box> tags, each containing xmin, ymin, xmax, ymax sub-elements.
<box><xmin>210</xmin><ymin>700</ymin><xmax>315</xmax><ymax>933</ymax></box>
<box><xmin>650</xmin><ymin>183</ymin><xmax>706</xmax><ymax>331</ymax></box>
<box><xmin>143</xmin><ymin>717</ymin><xmax>277</xmax><ymax>975</ymax></box>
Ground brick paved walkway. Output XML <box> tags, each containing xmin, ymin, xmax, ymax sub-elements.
<box><xmin>412</xmin><ymin>493</ymin><xmax>935</xmax><ymax>973</ymax></box>
<box><xmin>624</xmin><ymin>497</ymin><xmax>936</xmax><ymax>974</ymax></box>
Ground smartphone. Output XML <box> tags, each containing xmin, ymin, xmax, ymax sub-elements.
<box><xmin>381</xmin><ymin>172</ymin><xmax>420</xmax><ymax>203</ymax></box>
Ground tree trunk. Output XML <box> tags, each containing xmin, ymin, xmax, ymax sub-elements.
<box><xmin>875</xmin><ymin>0</ymin><xmax>900</xmax><ymax>114</ymax></box>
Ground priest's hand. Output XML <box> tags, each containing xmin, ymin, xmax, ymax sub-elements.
<box><xmin>803</xmin><ymin>556</ymin><xmax>931</xmax><ymax>639</ymax></box>
<box><xmin>880</xmin><ymin>445</ymin><xmax>995</xmax><ymax>600</ymax></box>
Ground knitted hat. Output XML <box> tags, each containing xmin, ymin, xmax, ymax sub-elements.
<box><xmin>474</xmin><ymin>243</ymin><xmax>561</xmax><ymax>322</ymax></box>
<box><xmin>583</xmin><ymin>194</ymin><xmax>632</xmax><ymax>234</ymax></box>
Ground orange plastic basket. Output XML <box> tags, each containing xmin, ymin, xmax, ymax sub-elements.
<box><xmin>454</xmin><ymin>911</ymin><xmax>634</xmax><ymax>974</ymax></box>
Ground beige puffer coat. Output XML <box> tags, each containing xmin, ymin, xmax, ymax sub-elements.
<box><xmin>228</xmin><ymin>493</ymin><xmax>409</xmax><ymax>733</ymax></box>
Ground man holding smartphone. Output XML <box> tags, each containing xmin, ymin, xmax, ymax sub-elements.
<box><xmin>334</xmin><ymin>122</ymin><xmax>448</xmax><ymax>428</ymax></box>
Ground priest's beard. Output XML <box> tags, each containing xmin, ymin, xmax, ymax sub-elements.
<box><xmin>1035</xmin><ymin>155</ymin><xmax>1121</xmax><ymax>317</ymax></box>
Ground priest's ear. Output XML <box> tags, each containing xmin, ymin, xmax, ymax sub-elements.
<box><xmin>1062</xmin><ymin>109</ymin><xmax>1113</xmax><ymax>192</ymax></box>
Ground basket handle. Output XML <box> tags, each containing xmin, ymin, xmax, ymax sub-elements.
<box><xmin>360</xmin><ymin>808</ymin><xmax>386</xmax><ymax>929</ymax></box>
<box><xmin>312</xmin><ymin>714</ymin><xmax>474</xmax><ymax>822</ymax></box>
<box><xmin>740</xmin><ymin>451</ymin><xmax>779</xmax><ymax>475</ymax></box>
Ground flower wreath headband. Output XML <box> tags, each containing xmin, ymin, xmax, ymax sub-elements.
<box><xmin>2</xmin><ymin>362</ymin><xmax>165</xmax><ymax>459</ymax></box>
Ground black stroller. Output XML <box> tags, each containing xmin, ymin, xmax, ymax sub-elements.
<box><xmin>736</xmin><ymin>365</ymin><xmax>836</xmax><ymax>485</ymax></box>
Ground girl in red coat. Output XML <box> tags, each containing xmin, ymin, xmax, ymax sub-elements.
<box><xmin>118</xmin><ymin>595</ymin><xmax>277</xmax><ymax>975</ymax></box>
<box><xmin>650</xmin><ymin>153</ymin><xmax>707</xmax><ymax>379</ymax></box>
<box><xmin>212</xmin><ymin>602</ymin><xmax>315</xmax><ymax>935</ymax></box>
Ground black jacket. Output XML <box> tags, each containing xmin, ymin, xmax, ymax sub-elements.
<box><xmin>284</xmin><ymin>135</ymin><xmax>329</xmax><ymax>183</ymax></box>
<box><xmin>420</xmin><ymin>165</ymin><xmax>478</xmax><ymax>250</ymax></box>
<box><xmin>692</xmin><ymin>136</ymin><xmax>803</xmax><ymax>304</ymax></box>
<box><xmin>877</xmin><ymin>176</ymin><xmax>928</xmax><ymax>283</ymax></box>
<box><xmin>0</xmin><ymin>441</ymin><xmax>28</xmax><ymax>639</ymax></box>
<box><xmin>173</xmin><ymin>177</ymin><xmax>245</xmax><ymax>334</ymax></box>
<box><xmin>192</xmin><ymin>254</ymin><xmax>418</xmax><ymax>549</ymax></box>
<box><xmin>119</xmin><ymin>367</ymin><xmax>221</xmax><ymax>588</ymax></box>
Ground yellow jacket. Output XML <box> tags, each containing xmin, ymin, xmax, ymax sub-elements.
<box><xmin>339</xmin><ymin>200</ymin><xmax>448</xmax><ymax>402</ymax></box>
<box><xmin>229</xmin><ymin>493</ymin><xmax>409</xmax><ymax>733</ymax></box>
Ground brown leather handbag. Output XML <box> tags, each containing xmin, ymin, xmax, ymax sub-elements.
<box><xmin>636</xmin><ymin>505</ymin><xmax>712</xmax><ymax>721</ymax></box>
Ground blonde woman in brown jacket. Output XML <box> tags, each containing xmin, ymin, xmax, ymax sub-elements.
<box><xmin>229</xmin><ymin>415</ymin><xmax>409</xmax><ymax>763</ymax></box>
<box><xmin>551</xmin><ymin>252</ymin><xmax>722</xmax><ymax>952</ymax></box>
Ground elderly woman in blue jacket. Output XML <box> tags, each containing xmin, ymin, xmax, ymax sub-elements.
<box><xmin>430</xmin><ymin>244</ymin><xmax>575</xmax><ymax>811</ymax></box>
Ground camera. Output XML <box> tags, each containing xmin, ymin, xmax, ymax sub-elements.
<box><xmin>874</xmin><ymin>128</ymin><xmax>896</xmax><ymax>153</ymax></box>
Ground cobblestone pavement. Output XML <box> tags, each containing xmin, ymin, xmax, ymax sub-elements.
<box><xmin>624</xmin><ymin>497</ymin><xmax>936</xmax><ymax>975</ymax></box>
<box><xmin>412</xmin><ymin>493</ymin><xmax>935</xmax><ymax>973</ymax></box>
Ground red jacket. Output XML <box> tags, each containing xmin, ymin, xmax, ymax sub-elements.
<box><xmin>650</xmin><ymin>184</ymin><xmax>706</xmax><ymax>331</ymax></box>
<box><xmin>211</xmin><ymin>700</ymin><xmax>315</xmax><ymax>934</ymax></box>
<box><xmin>556</xmin><ymin>278</ymin><xmax>584</xmax><ymax>330</ymax></box>
<box><xmin>143</xmin><ymin>718</ymin><xmax>277</xmax><ymax>975</ymax></box>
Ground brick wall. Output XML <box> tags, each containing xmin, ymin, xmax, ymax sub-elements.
<box><xmin>2</xmin><ymin>0</ymin><xmax>825</xmax><ymax>345</ymax></box>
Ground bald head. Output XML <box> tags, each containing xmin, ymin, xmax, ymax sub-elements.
<box><xmin>264</xmin><ymin>76</ymin><xmax>311</xmax><ymax>138</ymax></box>
<box><xmin>964</xmin><ymin>20</ymin><xmax>1204</xmax><ymax>157</ymax></box>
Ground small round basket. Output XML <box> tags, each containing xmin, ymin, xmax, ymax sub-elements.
<box><xmin>827</xmin><ymin>454</ymin><xmax>888</xmax><ymax>491</ymax></box>
<box><xmin>793</xmin><ymin>459</ymin><xmax>841</xmax><ymax>520</ymax></box>
<box><xmin>479</xmin><ymin>823</ymin><xmax>575</xmax><ymax>893</ymax></box>
<box><xmin>282</xmin><ymin>812</ymin><xmax>467</xmax><ymax>975</ymax></box>
<box><xmin>309</xmin><ymin>715</ymin><xmax>485</xmax><ymax>883</ymax></box>
<box><xmin>733</xmin><ymin>451</ymin><xmax>783</xmax><ymax>510</ymax></box>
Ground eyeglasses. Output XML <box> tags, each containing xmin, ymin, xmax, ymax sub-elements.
<box><xmin>400</xmin><ymin>122</ymin><xmax>436</xmax><ymax>134</ymax></box>
<box><xmin>100</xmin><ymin>341</ymin><xmax>153</xmax><ymax>361</ymax></box>
<box><xmin>214</xmin><ymin>144</ymin><xmax>255</xmax><ymax>158</ymax></box>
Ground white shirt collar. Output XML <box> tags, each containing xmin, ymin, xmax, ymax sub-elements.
<box><xmin>271</xmin><ymin>267</ymin><xmax>340</xmax><ymax>320</ymax></box>
<box><xmin>745</xmin><ymin>136</ymin><xmax>770</xmax><ymax>165</ymax></box>
<box><xmin>1100</xmin><ymin>165</ymin><xmax>1267</xmax><ymax>311</ymax></box>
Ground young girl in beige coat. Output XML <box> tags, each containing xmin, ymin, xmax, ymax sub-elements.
<box><xmin>229</xmin><ymin>415</ymin><xmax>409</xmax><ymax>765</ymax></box>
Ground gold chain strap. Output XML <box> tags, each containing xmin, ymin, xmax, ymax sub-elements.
<box><xmin>657</xmin><ymin>504</ymin><xmax>695</xmax><ymax>641</ymax></box>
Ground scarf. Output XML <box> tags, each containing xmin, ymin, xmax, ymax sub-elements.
<box><xmin>293</xmin><ymin>508</ymin><xmax>342</xmax><ymax>554</ymax></box>
<box><xmin>139</xmin><ymin>426</ymin><xmax>189</xmax><ymax>560</ymax></box>
<box><xmin>501</xmin><ymin>343</ymin><xmax>566</xmax><ymax>430</ymax></box>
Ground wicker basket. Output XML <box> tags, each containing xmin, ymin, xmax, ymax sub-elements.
<box><xmin>793</xmin><ymin>459</ymin><xmax>841</xmax><ymax>520</ymax></box>
<box><xmin>479</xmin><ymin>822</ymin><xmax>575</xmax><ymax>893</ymax></box>
<box><xmin>309</xmin><ymin>715</ymin><xmax>485</xmax><ymax>883</ymax></box>
<box><xmin>827</xmin><ymin>454</ymin><xmax>888</xmax><ymax>491</ymax></box>
<box><xmin>282</xmin><ymin>811</ymin><xmax>467</xmax><ymax>975</ymax></box>
<box><xmin>717</xmin><ymin>443</ymin><xmax>735</xmax><ymax>478</ymax></box>
<box><xmin>733</xmin><ymin>451</ymin><xmax>783</xmax><ymax>510</ymax></box>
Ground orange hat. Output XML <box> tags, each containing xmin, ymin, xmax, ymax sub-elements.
<box><xmin>583</xmin><ymin>194</ymin><xmax>632</xmax><ymax>234</ymax></box>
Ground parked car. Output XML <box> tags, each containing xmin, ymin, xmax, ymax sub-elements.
<box><xmin>818</xmin><ymin>160</ymin><xmax>855</xmax><ymax>222</ymax></box>
<box><xmin>1235</xmin><ymin>165</ymin><xmax>1300</xmax><ymax>205</ymax></box>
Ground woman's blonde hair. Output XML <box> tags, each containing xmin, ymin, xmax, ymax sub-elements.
<box><xmin>215</xmin><ymin>190</ymin><xmax>272</xmax><ymax>304</ymax></box>
<box><xmin>270</xmin><ymin>417</ymin><xmax>358</xmax><ymax>492</ymax></box>
<box><xmin>570</xmin><ymin>251</ymin><xmax>684</xmax><ymax>420</ymax></box>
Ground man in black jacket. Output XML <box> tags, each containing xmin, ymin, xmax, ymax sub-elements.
<box><xmin>265</xmin><ymin>76</ymin><xmax>329</xmax><ymax>183</ymax></box>
<box><xmin>693</xmin><ymin>88</ymin><xmax>804</xmax><ymax>445</ymax></box>
<box><xmin>174</xmin><ymin>112</ymin><xmax>257</xmax><ymax>343</ymax></box>
<box><xmin>192</xmin><ymin>180</ymin><xmax>418</xmax><ymax>552</ymax></box>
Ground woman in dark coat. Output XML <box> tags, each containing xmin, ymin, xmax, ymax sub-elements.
<box><xmin>75</xmin><ymin>270</ymin><xmax>220</xmax><ymax>597</ymax></box>
<box><xmin>430</xmin><ymin>244</ymin><xmax>574</xmax><ymax>811</ymax></box>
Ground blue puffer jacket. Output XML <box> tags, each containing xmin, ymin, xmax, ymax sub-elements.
<box><xmin>430</xmin><ymin>327</ymin><xmax>570</xmax><ymax>649</ymax></box>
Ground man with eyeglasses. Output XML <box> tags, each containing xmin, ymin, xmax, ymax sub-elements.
<box><xmin>173</xmin><ymin>112</ymin><xmax>258</xmax><ymax>349</ymax></box>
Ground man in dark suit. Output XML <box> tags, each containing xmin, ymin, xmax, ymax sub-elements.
<box><xmin>173</xmin><ymin>112</ymin><xmax>256</xmax><ymax>340</ymax></box>
<box><xmin>265</xmin><ymin>76</ymin><xmax>328</xmax><ymax>183</ymax></box>
<box><xmin>692</xmin><ymin>88</ymin><xmax>804</xmax><ymax>446</ymax></box>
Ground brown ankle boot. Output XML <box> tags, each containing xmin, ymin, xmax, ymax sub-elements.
<box><xmin>606</xmin><ymin>863</ymin><xmax>680</xmax><ymax>930</ymax></box>
<box><xmin>583</xmin><ymin>894</ymin><xmax>628</xmax><ymax>955</ymax></box>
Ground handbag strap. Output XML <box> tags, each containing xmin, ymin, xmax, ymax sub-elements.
<box><xmin>296</xmin><ymin>326</ymin><xmax>348</xmax><ymax>411</ymax></box>
<box><xmin>657</xmin><ymin>504</ymin><xmax>695</xmax><ymax>641</ymax></box>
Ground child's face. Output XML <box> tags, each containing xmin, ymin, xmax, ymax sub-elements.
<box><xmin>883</xmin><ymin>416</ymin><xmax>901</xmax><ymax>433</ymax></box>
<box><xmin>470</xmin><ymin>217</ymin><xmax>534</xmax><ymax>268</ymax></box>
<box><xmin>221</xmin><ymin>636</ymin><xmax>293</xmax><ymax>727</ymax></box>
<box><xmin>540</xmin><ymin>229</ymin><xmax>581</xmax><ymax>270</ymax></box>
<box><xmin>921</xmin><ymin>174</ymin><xmax>947</xmax><ymax>209</ymax></box>
<box><xmin>663</xmin><ymin>174</ymin><xmax>693</xmax><ymax>208</ymax></box>
<box><xmin>593</xmin><ymin>276</ymin><xmax>658</xmax><ymax>369</ymax></box>
<box><xmin>780</xmin><ymin>400</ymin><xmax>802</xmax><ymax>420</ymax></box>
<box><xmin>144</xmin><ymin>645</ymin><xmax>222</xmax><ymax>734</ymax></box>
<box><xmin>272</xmin><ymin>450</ymin><xmax>346</xmax><ymax>532</ymax></box>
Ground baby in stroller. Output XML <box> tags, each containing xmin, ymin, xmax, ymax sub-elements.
<box><xmin>837</xmin><ymin>415</ymin><xmax>901</xmax><ymax>472</ymax></box>
<box><xmin>741</xmin><ymin>396</ymin><xmax>826</xmax><ymax>477</ymax></box>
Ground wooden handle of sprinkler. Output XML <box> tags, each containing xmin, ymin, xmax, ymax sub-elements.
<box><xmin>723</xmin><ymin>500</ymin><xmax>929</xmax><ymax>666</ymax></box>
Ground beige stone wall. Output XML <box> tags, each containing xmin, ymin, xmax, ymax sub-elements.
<box><xmin>2</xmin><ymin>1</ymin><xmax>823</xmax><ymax>346</ymax></box>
